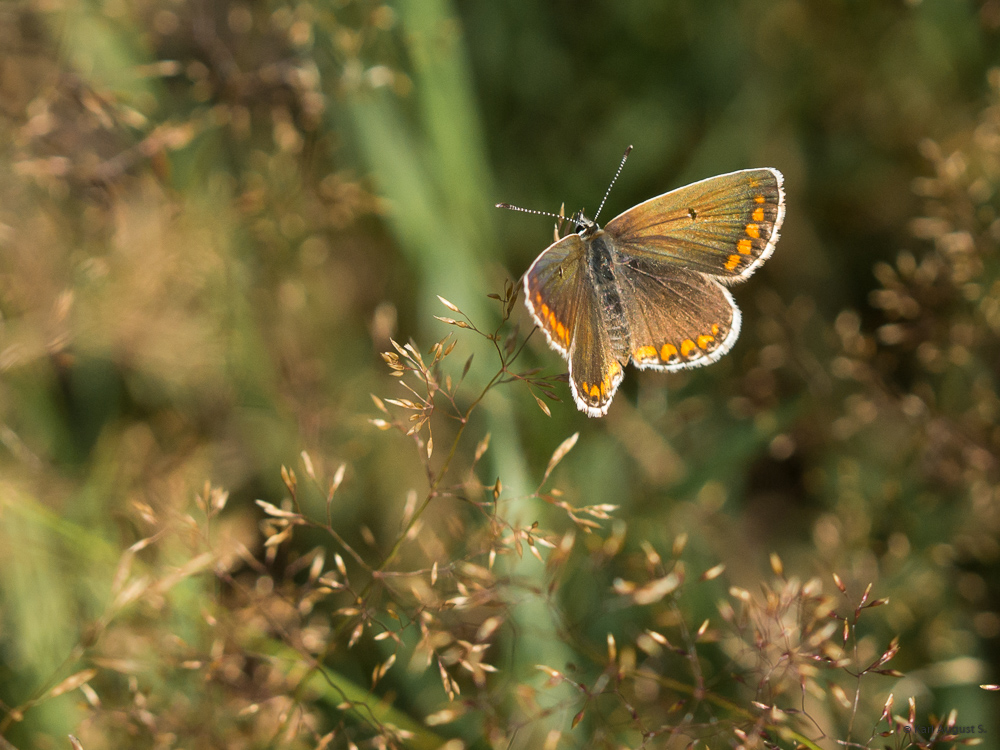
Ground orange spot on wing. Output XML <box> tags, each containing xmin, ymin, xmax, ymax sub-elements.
<box><xmin>681</xmin><ymin>339</ymin><xmax>697</xmax><ymax>357</ymax></box>
<box><xmin>746</xmin><ymin>223</ymin><xmax>761</xmax><ymax>239</ymax></box>
<box><xmin>711</xmin><ymin>324</ymin><xmax>720</xmax><ymax>335</ymax></box>
<box><xmin>737</xmin><ymin>239</ymin><xmax>752</xmax><ymax>255</ymax></box>
<box><xmin>601</xmin><ymin>370</ymin><xmax>615</xmax><ymax>392</ymax></box>
<box><xmin>634</xmin><ymin>345</ymin><xmax>657</xmax><ymax>361</ymax></box>
<box><xmin>589</xmin><ymin>383</ymin><xmax>601</xmax><ymax>399</ymax></box>
<box><xmin>605</xmin><ymin>362</ymin><xmax>622</xmax><ymax>390</ymax></box>
<box><xmin>697</xmin><ymin>334</ymin><xmax>714</xmax><ymax>349</ymax></box>
<box><xmin>754</xmin><ymin>194</ymin><xmax>765</xmax><ymax>204</ymax></box>
<box><xmin>752</xmin><ymin>207</ymin><xmax>765</xmax><ymax>222</ymax></box>
<box><xmin>725</xmin><ymin>254</ymin><xmax>741</xmax><ymax>271</ymax></box>
<box><xmin>661</xmin><ymin>343</ymin><xmax>678</xmax><ymax>361</ymax></box>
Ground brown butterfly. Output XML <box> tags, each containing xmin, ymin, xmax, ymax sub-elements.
<box><xmin>499</xmin><ymin>148</ymin><xmax>785</xmax><ymax>417</ymax></box>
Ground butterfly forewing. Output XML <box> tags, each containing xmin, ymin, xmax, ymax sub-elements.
<box><xmin>524</xmin><ymin>234</ymin><xmax>625</xmax><ymax>417</ymax></box>
<box><xmin>605</xmin><ymin>168</ymin><xmax>784</xmax><ymax>281</ymax></box>
<box><xmin>523</xmin><ymin>234</ymin><xmax>588</xmax><ymax>357</ymax></box>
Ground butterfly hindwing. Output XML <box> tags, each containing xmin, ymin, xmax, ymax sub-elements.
<box><xmin>605</xmin><ymin>168</ymin><xmax>784</xmax><ymax>282</ymax></box>
<box><xmin>613</xmin><ymin>258</ymin><xmax>741</xmax><ymax>371</ymax></box>
<box><xmin>567</xmin><ymin>282</ymin><xmax>625</xmax><ymax>417</ymax></box>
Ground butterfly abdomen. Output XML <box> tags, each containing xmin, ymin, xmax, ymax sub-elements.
<box><xmin>587</xmin><ymin>232</ymin><xmax>630</xmax><ymax>354</ymax></box>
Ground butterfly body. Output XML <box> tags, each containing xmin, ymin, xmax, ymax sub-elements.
<box><xmin>581</xmin><ymin>226</ymin><xmax>631</xmax><ymax>357</ymax></box>
<box><xmin>520</xmin><ymin>166</ymin><xmax>785</xmax><ymax>417</ymax></box>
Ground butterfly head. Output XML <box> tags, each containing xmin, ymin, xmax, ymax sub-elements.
<box><xmin>571</xmin><ymin>211</ymin><xmax>599</xmax><ymax>236</ymax></box>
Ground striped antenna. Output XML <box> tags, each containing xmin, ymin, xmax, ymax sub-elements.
<box><xmin>494</xmin><ymin>203</ymin><xmax>568</xmax><ymax>221</ymax></box>
<box><xmin>496</xmin><ymin>145</ymin><xmax>633</xmax><ymax>225</ymax></box>
<box><xmin>593</xmin><ymin>145</ymin><xmax>633</xmax><ymax>222</ymax></box>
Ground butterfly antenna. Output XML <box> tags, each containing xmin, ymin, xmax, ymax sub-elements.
<box><xmin>495</xmin><ymin>202</ymin><xmax>568</xmax><ymax>221</ymax></box>
<box><xmin>593</xmin><ymin>144</ymin><xmax>633</xmax><ymax>223</ymax></box>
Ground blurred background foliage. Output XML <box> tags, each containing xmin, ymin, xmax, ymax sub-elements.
<box><xmin>1</xmin><ymin>0</ymin><xmax>1000</xmax><ymax>747</ymax></box>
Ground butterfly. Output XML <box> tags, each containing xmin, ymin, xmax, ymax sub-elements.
<box><xmin>499</xmin><ymin>148</ymin><xmax>785</xmax><ymax>417</ymax></box>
